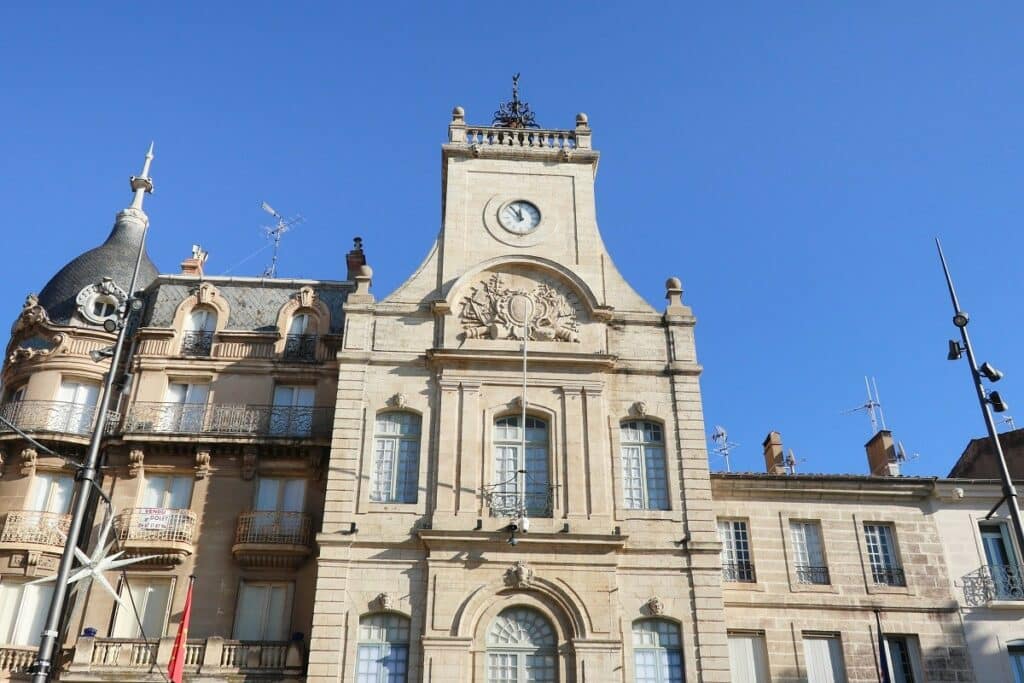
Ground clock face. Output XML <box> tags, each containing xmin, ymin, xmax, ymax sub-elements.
<box><xmin>498</xmin><ymin>200</ymin><xmax>541</xmax><ymax>235</ymax></box>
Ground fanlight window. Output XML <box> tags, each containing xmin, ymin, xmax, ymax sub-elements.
<box><xmin>633</xmin><ymin>619</ymin><xmax>684</xmax><ymax>683</ymax></box>
<box><xmin>620</xmin><ymin>421</ymin><xmax>669</xmax><ymax>510</ymax></box>
<box><xmin>492</xmin><ymin>416</ymin><xmax>551</xmax><ymax>517</ymax></box>
<box><xmin>486</xmin><ymin>607</ymin><xmax>557</xmax><ymax>683</ymax></box>
<box><xmin>357</xmin><ymin>613</ymin><xmax>410</xmax><ymax>683</ymax></box>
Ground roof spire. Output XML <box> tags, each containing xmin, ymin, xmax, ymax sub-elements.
<box><xmin>492</xmin><ymin>73</ymin><xmax>539</xmax><ymax>129</ymax></box>
<box><xmin>129</xmin><ymin>142</ymin><xmax>155</xmax><ymax>210</ymax></box>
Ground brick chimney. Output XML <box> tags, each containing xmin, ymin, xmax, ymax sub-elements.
<box><xmin>866</xmin><ymin>430</ymin><xmax>901</xmax><ymax>476</ymax></box>
<box><xmin>180</xmin><ymin>244</ymin><xmax>208</xmax><ymax>277</ymax></box>
<box><xmin>346</xmin><ymin>237</ymin><xmax>366</xmax><ymax>281</ymax></box>
<box><xmin>763</xmin><ymin>431</ymin><xmax>787</xmax><ymax>475</ymax></box>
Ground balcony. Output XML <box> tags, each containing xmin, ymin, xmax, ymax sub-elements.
<box><xmin>795</xmin><ymin>564</ymin><xmax>831</xmax><ymax>585</ymax></box>
<box><xmin>0</xmin><ymin>510</ymin><xmax>71</xmax><ymax>552</ymax></box>
<box><xmin>180</xmin><ymin>330</ymin><xmax>214</xmax><ymax>357</ymax></box>
<box><xmin>0</xmin><ymin>645</ymin><xmax>35</xmax><ymax>676</ymax></box>
<box><xmin>232</xmin><ymin>511</ymin><xmax>313</xmax><ymax>568</ymax></box>
<box><xmin>124</xmin><ymin>403</ymin><xmax>333</xmax><ymax>440</ymax></box>
<box><xmin>962</xmin><ymin>564</ymin><xmax>1024</xmax><ymax>606</ymax></box>
<box><xmin>282</xmin><ymin>334</ymin><xmax>318</xmax><ymax>361</ymax></box>
<box><xmin>0</xmin><ymin>400</ymin><xmax>96</xmax><ymax>437</ymax></box>
<box><xmin>871</xmin><ymin>566</ymin><xmax>906</xmax><ymax>587</ymax></box>
<box><xmin>113</xmin><ymin>508</ymin><xmax>196</xmax><ymax>566</ymax></box>
<box><xmin>722</xmin><ymin>561</ymin><xmax>757</xmax><ymax>583</ymax></box>
<box><xmin>65</xmin><ymin>636</ymin><xmax>305</xmax><ymax>682</ymax></box>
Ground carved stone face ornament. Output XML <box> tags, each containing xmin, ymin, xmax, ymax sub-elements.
<box><xmin>461</xmin><ymin>274</ymin><xmax>579</xmax><ymax>343</ymax></box>
<box><xmin>504</xmin><ymin>560</ymin><xmax>536</xmax><ymax>589</ymax></box>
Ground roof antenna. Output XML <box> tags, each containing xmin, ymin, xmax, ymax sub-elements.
<box><xmin>842</xmin><ymin>376</ymin><xmax>887</xmax><ymax>434</ymax></box>
<box><xmin>259</xmin><ymin>201</ymin><xmax>304</xmax><ymax>278</ymax></box>
<box><xmin>784</xmin><ymin>448</ymin><xmax>805</xmax><ymax>475</ymax></box>
<box><xmin>999</xmin><ymin>415</ymin><xmax>1017</xmax><ymax>432</ymax></box>
<box><xmin>709</xmin><ymin>425</ymin><xmax>738</xmax><ymax>472</ymax></box>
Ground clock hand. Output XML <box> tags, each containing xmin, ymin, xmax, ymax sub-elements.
<box><xmin>513</xmin><ymin>206</ymin><xmax>524</xmax><ymax>220</ymax></box>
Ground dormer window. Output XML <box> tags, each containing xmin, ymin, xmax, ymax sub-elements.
<box><xmin>182</xmin><ymin>308</ymin><xmax>217</xmax><ymax>357</ymax></box>
<box><xmin>75</xmin><ymin>278</ymin><xmax>127</xmax><ymax>326</ymax></box>
<box><xmin>91</xmin><ymin>298</ymin><xmax>117</xmax><ymax>318</ymax></box>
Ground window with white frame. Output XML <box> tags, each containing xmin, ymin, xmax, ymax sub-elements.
<box><xmin>633</xmin><ymin>619</ymin><xmax>683</xmax><ymax>683</ymax></box>
<box><xmin>728</xmin><ymin>631</ymin><xmax>769</xmax><ymax>683</ymax></box>
<box><xmin>271</xmin><ymin>385</ymin><xmax>315</xmax><ymax>436</ymax></box>
<box><xmin>486</xmin><ymin>607</ymin><xmax>557</xmax><ymax>683</ymax></box>
<box><xmin>0</xmin><ymin>581</ymin><xmax>54</xmax><ymax>646</ymax></box>
<box><xmin>111</xmin><ymin>578</ymin><xmax>172</xmax><ymax>638</ymax></box>
<box><xmin>884</xmin><ymin>635</ymin><xmax>923</xmax><ymax>683</ymax></box>
<box><xmin>29</xmin><ymin>472</ymin><xmax>74</xmax><ymax>514</ymax></box>
<box><xmin>718</xmin><ymin>519</ymin><xmax>754</xmax><ymax>582</ymax></box>
<box><xmin>55</xmin><ymin>379</ymin><xmax>100</xmax><ymax>434</ymax></box>
<box><xmin>141</xmin><ymin>474</ymin><xmax>193</xmax><ymax>509</ymax></box>
<box><xmin>289</xmin><ymin>312</ymin><xmax>311</xmax><ymax>336</ymax></box>
<box><xmin>233</xmin><ymin>581</ymin><xmax>292</xmax><ymax>641</ymax></box>
<box><xmin>980</xmin><ymin>522</ymin><xmax>1023</xmax><ymax>599</ymax></box>
<box><xmin>356</xmin><ymin>613</ymin><xmax>410</xmax><ymax>683</ymax></box>
<box><xmin>1009</xmin><ymin>641</ymin><xmax>1024</xmax><ymax>683</ymax></box>
<box><xmin>492</xmin><ymin>416</ymin><xmax>551</xmax><ymax>518</ymax></box>
<box><xmin>370</xmin><ymin>412</ymin><xmax>421</xmax><ymax>503</ymax></box>
<box><xmin>790</xmin><ymin>520</ymin><xmax>829</xmax><ymax>584</ymax></box>
<box><xmin>802</xmin><ymin>634</ymin><xmax>846</xmax><ymax>683</ymax></box>
<box><xmin>864</xmin><ymin>523</ymin><xmax>905</xmax><ymax>586</ymax></box>
<box><xmin>620</xmin><ymin>421</ymin><xmax>669</xmax><ymax>510</ymax></box>
<box><xmin>163</xmin><ymin>382</ymin><xmax>209</xmax><ymax>433</ymax></box>
<box><xmin>182</xmin><ymin>307</ymin><xmax>217</xmax><ymax>356</ymax></box>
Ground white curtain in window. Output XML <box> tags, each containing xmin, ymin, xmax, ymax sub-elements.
<box><xmin>56</xmin><ymin>380</ymin><xmax>99</xmax><ymax>433</ymax></box>
<box><xmin>728</xmin><ymin>633</ymin><xmax>769</xmax><ymax>683</ymax></box>
<box><xmin>255</xmin><ymin>478</ymin><xmax>305</xmax><ymax>512</ymax></box>
<box><xmin>0</xmin><ymin>582</ymin><xmax>54</xmax><ymax>646</ymax></box>
<box><xmin>29</xmin><ymin>472</ymin><xmax>75</xmax><ymax>513</ymax></box>
<box><xmin>289</xmin><ymin>313</ymin><xmax>311</xmax><ymax>335</ymax></box>
<box><xmin>186</xmin><ymin>308</ymin><xmax>216</xmax><ymax>332</ymax></box>
<box><xmin>234</xmin><ymin>583</ymin><xmax>291</xmax><ymax>641</ymax></box>
<box><xmin>803</xmin><ymin>636</ymin><xmax>846</xmax><ymax>683</ymax></box>
<box><xmin>141</xmin><ymin>475</ymin><xmax>193</xmax><ymax>509</ymax></box>
<box><xmin>371</xmin><ymin>413</ymin><xmax>421</xmax><ymax>503</ymax></box>
<box><xmin>111</xmin><ymin>579</ymin><xmax>171</xmax><ymax>638</ymax></box>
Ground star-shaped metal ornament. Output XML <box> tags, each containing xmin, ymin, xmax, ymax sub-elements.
<box><xmin>29</xmin><ymin>513</ymin><xmax>159</xmax><ymax>609</ymax></box>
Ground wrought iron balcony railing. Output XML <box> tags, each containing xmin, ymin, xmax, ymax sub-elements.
<box><xmin>484</xmin><ymin>490</ymin><xmax>554</xmax><ymax>518</ymax></box>
<box><xmin>114</xmin><ymin>508</ymin><xmax>197</xmax><ymax>545</ymax></box>
<box><xmin>235</xmin><ymin>511</ymin><xmax>312</xmax><ymax>546</ymax></box>
<box><xmin>124</xmin><ymin>402</ymin><xmax>333</xmax><ymax>438</ymax></box>
<box><xmin>0</xmin><ymin>400</ymin><xmax>97</xmax><ymax>436</ymax></box>
<box><xmin>283</xmin><ymin>334</ymin><xmax>318</xmax><ymax>361</ymax></box>
<box><xmin>962</xmin><ymin>564</ymin><xmax>1024</xmax><ymax>604</ymax></box>
<box><xmin>180</xmin><ymin>330</ymin><xmax>214</xmax><ymax>357</ymax></box>
<box><xmin>722</xmin><ymin>560</ymin><xmax>757</xmax><ymax>583</ymax></box>
<box><xmin>870</xmin><ymin>565</ymin><xmax>906</xmax><ymax>587</ymax></box>
<box><xmin>0</xmin><ymin>509</ymin><xmax>72</xmax><ymax>547</ymax></box>
<box><xmin>795</xmin><ymin>564</ymin><xmax>831</xmax><ymax>585</ymax></box>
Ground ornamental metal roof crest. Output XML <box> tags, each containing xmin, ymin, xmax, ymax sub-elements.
<box><xmin>492</xmin><ymin>73</ymin><xmax>539</xmax><ymax>129</ymax></box>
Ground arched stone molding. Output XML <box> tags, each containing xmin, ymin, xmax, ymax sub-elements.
<box><xmin>273</xmin><ymin>286</ymin><xmax>331</xmax><ymax>353</ymax></box>
<box><xmin>170</xmin><ymin>282</ymin><xmax>231</xmax><ymax>354</ymax></box>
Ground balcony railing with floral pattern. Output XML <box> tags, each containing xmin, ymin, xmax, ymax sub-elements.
<box><xmin>124</xmin><ymin>403</ymin><xmax>332</xmax><ymax>439</ymax></box>
<box><xmin>722</xmin><ymin>561</ymin><xmax>757</xmax><ymax>583</ymax></box>
<box><xmin>232</xmin><ymin>511</ymin><xmax>313</xmax><ymax>569</ymax></box>
<box><xmin>0</xmin><ymin>510</ymin><xmax>72</xmax><ymax>548</ymax></box>
<box><xmin>0</xmin><ymin>400</ymin><xmax>97</xmax><ymax>436</ymax></box>
<box><xmin>870</xmin><ymin>566</ymin><xmax>906</xmax><ymax>587</ymax></box>
<box><xmin>113</xmin><ymin>507</ymin><xmax>197</xmax><ymax>566</ymax></box>
<box><xmin>282</xmin><ymin>334</ymin><xmax>318</xmax><ymax>361</ymax></box>
<box><xmin>180</xmin><ymin>330</ymin><xmax>214</xmax><ymax>357</ymax></box>
<box><xmin>795</xmin><ymin>564</ymin><xmax>831</xmax><ymax>585</ymax></box>
<box><xmin>962</xmin><ymin>564</ymin><xmax>1024</xmax><ymax>605</ymax></box>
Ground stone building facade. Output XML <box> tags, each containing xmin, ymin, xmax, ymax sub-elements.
<box><xmin>0</xmin><ymin>100</ymin><xmax>1014</xmax><ymax>683</ymax></box>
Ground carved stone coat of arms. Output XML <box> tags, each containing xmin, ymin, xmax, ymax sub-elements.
<box><xmin>460</xmin><ymin>274</ymin><xmax>580</xmax><ymax>343</ymax></box>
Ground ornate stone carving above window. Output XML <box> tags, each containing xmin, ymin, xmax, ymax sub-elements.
<box><xmin>644</xmin><ymin>596</ymin><xmax>664</xmax><ymax>616</ymax></box>
<box><xmin>460</xmin><ymin>273</ymin><xmax>580</xmax><ymax>343</ymax></box>
<box><xmin>127</xmin><ymin>448</ymin><xmax>145</xmax><ymax>478</ymax></box>
<box><xmin>20</xmin><ymin>448</ymin><xmax>37</xmax><ymax>476</ymax></box>
<box><xmin>504</xmin><ymin>560</ymin><xmax>536</xmax><ymax>589</ymax></box>
<box><xmin>9</xmin><ymin>294</ymin><xmax>67</xmax><ymax>364</ymax></box>
<box><xmin>374</xmin><ymin>592</ymin><xmax>393</xmax><ymax>610</ymax></box>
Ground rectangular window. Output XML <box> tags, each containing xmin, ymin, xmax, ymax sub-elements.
<box><xmin>371</xmin><ymin>413</ymin><xmax>421</xmax><ymax>503</ymax></box>
<box><xmin>111</xmin><ymin>578</ymin><xmax>172</xmax><ymax>638</ymax></box>
<box><xmin>719</xmin><ymin>519</ymin><xmax>755</xmax><ymax>582</ymax></box>
<box><xmin>55</xmin><ymin>379</ymin><xmax>100</xmax><ymax>434</ymax></box>
<box><xmin>233</xmin><ymin>582</ymin><xmax>292</xmax><ymax>641</ymax></box>
<box><xmin>29</xmin><ymin>472</ymin><xmax>74</xmax><ymax>513</ymax></box>
<box><xmin>864</xmin><ymin>524</ymin><xmax>905</xmax><ymax>586</ymax></box>
<box><xmin>0</xmin><ymin>581</ymin><xmax>54</xmax><ymax>646</ymax></box>
<box><xmin>728</xmin><ymin>632</ymin><xmax>770</xmax><ymax>683</ymax></box>
<box><xmin>271</xmin><ymin>385</ymin><xmax>315</xmax><ymax>436</ymax></box>
<box><xmin>803</xmin><ymin>634</ymin><xmax>846</xmax><ymax>683</ymax></box>
<box><xmin>884</xmin><ymin>635</ymin><xmax>923</xmax><ymax>683</ymax></box>
<box><xmin>163</xmin><ymin>382</ymin><xmax>209</xmax><ymax>432</ymax></box>
<box><xmin>980</xmin><ymin>522</ymin><xmax>1023</xmax><ymax>599</ymax></box>
<box><xmin>620</xmin><ymin>421</ymin><xmax>669</xmax><ymax>511</ymax></box>
<box><xmin>791</xmin><ymin>521</ymin><xmax>829</xmax><ymax>584</ymax></box>
<box><xmin>1010</xmin><ymin>644</ymin><xmax>1024</xmax><ymax>683</ymax></box>
<box><xmin>141</xmin><ymin>475</ymin><xmax>193</xmax><ymax>509</ymax></box>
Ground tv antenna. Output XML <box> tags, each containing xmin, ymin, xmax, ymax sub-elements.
<box><xmin>259</xmin><ymin>201</ymin><xmax>304</xmax><ymax>278</ymax></box>
<box><xmin>710</xmin><ymin>425</ymin><xmax>738</xmax><ymax>472</ymax></box>
<box><xmin>1000</xmin><ymin>415</ymin><xmax>1017</xmax><ymax>431</ymax></box>
<box><xmin>842</xmin><ymin>376</ymin><xmax>887</xmax><ymax>435</ymax></box>
<box><xmin>783</xmin><ymin>448</ymin><xmax>805</xmax><ymax>475</ymax></box>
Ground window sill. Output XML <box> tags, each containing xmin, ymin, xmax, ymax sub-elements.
<box><xmin>986</xmin><ymin>599</ymin><xmax>1024</xmax><ymax>609</ymax></box>
<box><xmin>789</xmin><ymin>581</ymin><xmax>838</xmax><ymax>594</ymax></box>
<box><xmin>615</xmin><ymin>510</ymin><xmax>682</xmax><ymax>523</ymax></box>
<box><xmin>722</xmin><ymin>581</ymin><xmax>764</xmax><ymax>592</ymax></box>
<box><xmin>366</xmin><ymin>502</ymin><xmax>421</xmax><ymax>514</ymax></box>
<box><xmin>865</xmin><ymin>583</ymin><xmax>911</xmax><ymax>596</ymax></box>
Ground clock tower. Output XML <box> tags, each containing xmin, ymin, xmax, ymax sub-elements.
<box><xmin>307</xmin><ymin>86</ymin><xmax>729</xmax><ymax>682</ymax></box>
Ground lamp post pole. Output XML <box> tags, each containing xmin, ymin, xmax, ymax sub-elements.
<box><xmin>937</xmin><ymin>239</ymin><xmax>1024</xmax><ymax>558</ymax></box>
<box><xmin>29</xmin><ymin>147</ymin><xmax>153</xmax><ymax>682</ymax></box>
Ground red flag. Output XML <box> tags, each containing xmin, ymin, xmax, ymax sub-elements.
<box><xmin>168</xmin><ymin>576</ymin><xmax>195</xmax><ymax>683</ymax></box>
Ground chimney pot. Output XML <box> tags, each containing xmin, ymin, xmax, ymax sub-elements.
<box><xmin>762</xmin><ymin>431</ymin><xmax>786</xmax><ymax>475</ymax></box>
<box><xmin>866</xmin><ymin>430</ymin><xmax>900</xmax><ymax>476</ymax></box>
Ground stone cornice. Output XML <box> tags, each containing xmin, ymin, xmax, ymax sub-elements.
<box><xmin>427</xmin><ymin>348</ymin><xmax>617</xmax><ymax>370</ymax></box>
<box><xmin>711</xmin><ymin>473</ymin><xmax>936</xmax><ymax>500</ymax></box>
<box><xmin>417</xmin><ymin>529</ymin><xmax>627</xmax><ymax>553</ymax></box>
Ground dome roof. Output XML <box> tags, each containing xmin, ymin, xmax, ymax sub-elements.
<box><xmin>37</xmin><ymin>215</ymin><xmax>158</xmax><ymax>325</ymax></box>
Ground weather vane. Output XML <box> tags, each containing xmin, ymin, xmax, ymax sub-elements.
<box><xmin>492</xmin><ymin>73</ymin><xmax>539</xmax><ymax>129</ymax></box>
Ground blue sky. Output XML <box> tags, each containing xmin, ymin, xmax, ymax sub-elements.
<box><xmin>2</xmin><ymin>3</ymin><xmax>1022</xmax><ymax>476</ymax></box>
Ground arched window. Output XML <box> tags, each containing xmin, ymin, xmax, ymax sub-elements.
<box><xmin>357</xmin><ymin>613</ymin><xmax>409</xmax><ymax>683</ymax></box>
<box><xmin>633</xmin><ymin>619</ymin><xmax>683</xmax><ymax>683</ymax></box>
<box><xmin>620</xmin><ymin>421</ymin><xmax>669</xmax><ymax>510</ymax></box>
<box><xmin>371</xmin><ymin>413</ymin><xmax>421</xmax><ymax>503</ymax></box>
<box><xmin>182</xmin><ymin>307</ymin><xmax>217</xmax><ymax>356</ymax></box>
<box><xmin>487</xmin><ymin>607</ymin><xmax>557</xmax><ymax>683</ymax></box>
<box><xmin>493</xmin><ymin>416</ymin><xmax>551</xmax><ymax>517</ymax></box>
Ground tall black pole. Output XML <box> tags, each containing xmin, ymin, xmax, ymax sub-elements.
<box><xmin>936</xmin><ymin>239</ymin><xmax>1024</xmax><ymax>559</ymax></box>
<box><xmin>30</xmin><ymin>149</ymin><xmax>153</xmax><ymax>682</ymax></box>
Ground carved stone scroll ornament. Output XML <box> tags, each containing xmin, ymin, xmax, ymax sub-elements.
<box><xmin>8</xmin><ymin>294</ymin><xmax>67</xmax><ymax>364</ymax></box>
<box><xmin>460</xmin><ymin>274</ymin><xmax>580</xmax><ymax>343</ymax></box>
<box><xmin>297</xmin><ymin>286</ymin><xmax>317</xmax><ymax>309</ymax></box>
<box><xmin>504</xmin><ymin>560</ymin><xmax>536</xmax><ymax>589</ymax></box>
<box><xmin>127</xmin><ymin>449</ymin><xmax>145</xmax><ymax>478</ymax></box>
<box><xmin>194</xmin><ymin>448</ymin><xmax>211</xmax><ymax>479</ymax></box>
<box><xmin>20</xmin><ymin>448</ymin><xmax>37</xmax><ymax>476</ymax></box>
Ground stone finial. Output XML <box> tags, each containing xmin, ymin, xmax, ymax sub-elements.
<box><xmin>20</xmin><ymin>448</ymin><xmax>37</xmax><ymax>476</ymax></box>
<box><xmin>452</xmin><ymin>106</ymin><xmax>465</xmax><ymax>123</ymax></box>
<box><xmin>576</xmin><ymin>112</ymin><xmax>589</xmax><ymax>129</ymax></box>
<box><xmin>127</xmin><ymin>448</ymin><xmax>145</xmax><ymax>478</ymax></box>
<box><xmin>504</xmin><ymin>560</ymin><xmax>536</xmax><ymax>589</ymax></box>
<box><xmin>666</xmin><ymin>277</ymin><xmax>683</xmax><ymax>306</ymax></box>
<box><xmin>195</xmin><ymin>448</ymin><xmax>211</xmax><ymax>479</ymax></box>
<box><xmin>644</xmin><ymin>596</ymin><xmax>665</xmax><ymax>616</ymax></box>
<box><xmin>375</xmin><ymin>592</ymin><xmax>394</xmax><ymax>610</ymax></box>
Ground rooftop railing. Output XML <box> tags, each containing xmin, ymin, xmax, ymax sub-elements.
<box><xmin>0</xmin><ymin>510</ymin><xmax>71</xmax><ymax>548</ymax></box>
<box><xmin>0</xmin><ymin>400</ymin><xmax>96</xmax><ymax>436</ymax></box>
<box><xmin>124</xmin><ymin>403</ymin><xmax>333</xmax><ymax>439</ymax></box>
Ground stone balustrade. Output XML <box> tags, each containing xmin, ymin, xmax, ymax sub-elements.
<box><xmin>447</xmin><ymin>107</ymin><xmax>593</xmax><ymax>152</ymax></box>
<box><xmin>64</xmin><ymin>636</ymin><xmax>304</xmax><ymax>681</ymax></box>
<box><xmin>0</xmin><ymin>646</ymin><xmax>35</xmax><ymax>675</ymax></box>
